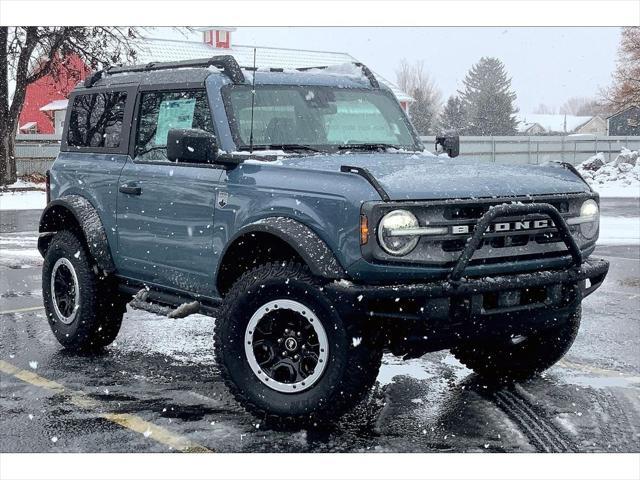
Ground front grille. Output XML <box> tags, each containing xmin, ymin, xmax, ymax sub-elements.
<box><xmin>443</xmin><ymin>199</ymin><xmax>570</xmax><ymax>220</ymax></box>
<box><xmin>439</xmin><ymin>225</ymin><xmax>580</xmax><ymax>253</ymax></box>
<box><xmin>424</xmin><ymin>197</ymin><xmax>586</xmax><ymax>264</ymax></box>
<box><xmin>367</xmin><ymin>193</ymin><xmax>592</xmax><ymax>266</ymax></box>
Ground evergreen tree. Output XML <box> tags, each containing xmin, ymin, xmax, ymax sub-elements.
<box><xmin>439</xmin><ymin>95</ymin><xmax>466</xmax><ymax>134</ymax></box>
<box><xmin>458</xmin><ymin>57</ymin><xmax>518</xmax><ymax>135</ymax></box>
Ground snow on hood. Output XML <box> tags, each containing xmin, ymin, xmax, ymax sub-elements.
<box><xmin>277</xmin><ymin>153</ymin><xmax>591</xmax><ymax>201</ymax></box>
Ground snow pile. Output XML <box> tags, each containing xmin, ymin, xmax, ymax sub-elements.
<box><xmin>576</xmin><ymin>149</ymin><xmax>640</xmax><ymax>198</ymax></box>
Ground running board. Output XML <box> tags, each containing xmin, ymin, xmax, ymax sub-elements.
<box><xmin>120</xmin><ymin>285</ymin><xmax>220</xmax><ymax>318</ymax></box>
<box><xmin>129</xmin><ymin>289</ymin><xmax>201</xmax><ymax>318</ymax></box>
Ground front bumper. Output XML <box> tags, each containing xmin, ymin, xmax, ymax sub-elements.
<box><xmin>326</xmin><ymin>257</ymin><xmax>609</xmax><ymax>355</ymax></box>
<box><xmin>327</xmin><ymin>257</ymin><xmax>609</xmax><ymax>315</ymax></box>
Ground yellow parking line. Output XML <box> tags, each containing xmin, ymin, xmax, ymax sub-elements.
<box><xmin>101</xmin><ymin>412</ymin><xmax>210</xmax><ymax>452</ymax></box>
<box><xmin>0</xmin><ymin>359</ymin><xmax>212</xmax><ymax>453</ymax></box>
<box><xmin>0</xmin><ymin>305</ymin><xmax>45</xmax><ymax>315</ymax></box>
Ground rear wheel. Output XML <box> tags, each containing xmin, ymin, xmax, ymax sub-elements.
<box><xmin>215</xmin><ymin>262</ymin><xmax>383</xmax><ymax>427</ymax></box>
<box><xmin>452</xmin><ymin>306</ymin><xmax>581</xmax><ymax>382</ymax></box>
<box><xmin>42</xmin><ymin>230</ymin><xmax>126</xmax><ymax>351</ymax></box>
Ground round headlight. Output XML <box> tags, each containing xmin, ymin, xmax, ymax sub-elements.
<box><xmin>579</xmin><ymin>199</ymin><xmax>599</xmax><ymax>239</ymax></box>
<box><xmin>378</xmin><ymin>210</ymin><xmax>420</xmax><ymax>256</ymax></box>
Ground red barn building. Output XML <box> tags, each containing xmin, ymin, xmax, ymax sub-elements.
<box><xmin>18</xmin><ymin>28</ymin><xmax>411</xmax><ymax>135</ymax></box>
<box><xmin>18</xmin><ymin>54</ymin><xmax>89</xmax><ymax>135</ymax></box>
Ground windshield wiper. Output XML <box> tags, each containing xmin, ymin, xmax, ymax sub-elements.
<box><xmin>337</xmin><ymin>143</ymin><xmax>401</xmax><ymax>151</ymax></box>
<box><xmin>252</xmin><ymin>144</ymin><xmax>324</xmax><ymax>153</ymax></box>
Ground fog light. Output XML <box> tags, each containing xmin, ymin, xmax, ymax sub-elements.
<box><xmin>498</xmin><ymin>290</ymin><xmax>521</xmax><ymax>307</ymax></box>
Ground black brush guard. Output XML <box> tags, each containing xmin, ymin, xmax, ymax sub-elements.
<box><xmin>447</xmin><ymin>202</ymin><xmax>583</xmax><ymax>282</ymax></box>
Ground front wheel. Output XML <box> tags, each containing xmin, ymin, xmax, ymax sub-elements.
<box><xmin>215</xmin><ymin>262</ymin><xmax>383</xmax><ymax>427</ymax></box>
<box><xmin>452</xmin><ymin>306</ymin><xmax>581</xmax><ymax>382</ymax></box>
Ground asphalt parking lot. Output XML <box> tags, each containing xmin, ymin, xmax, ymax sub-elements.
<box><xmin>1</xmin><ymin>204</ymin><xmax>638</xmax><ymax>453</ymax></box>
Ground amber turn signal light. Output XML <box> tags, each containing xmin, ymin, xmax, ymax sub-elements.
<box><xmin>360</xmin><ymin>214</ymin><xmax>369</xmax><ymax>245</ymax></box>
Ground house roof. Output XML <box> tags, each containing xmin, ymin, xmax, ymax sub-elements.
<box><xmin>133</xmin><ymin>37</ymin><xmax>412</xmax><ymax>103</ymax></box>
<box><xmin>39</xmin><ymin>99</ymin><xmax>69</xmax><ymax>111</ymax></box>
<box><xmin>517</xmin><ymin>121</ymin><xmax>544</xmax><ymax>133</ymax></box>
<box><xmin>516</xmin><ymin>113</ymin><xmax>597</xmax><ymax>133</ymax></box>
<box><xmin>606</xmin><ymin>105</ymin><xmax>640</xmax><ymax>119</ymax></box>
<box><xmin>19</xmin><ymin>121</ymin><xmax>37</xmax><ymax>130</ymax></box>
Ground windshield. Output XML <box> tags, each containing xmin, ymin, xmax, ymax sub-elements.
<box><xmin>223</xmin><ymin>85</ymin><xmax>420</xmax><ymax>151</ymax></box>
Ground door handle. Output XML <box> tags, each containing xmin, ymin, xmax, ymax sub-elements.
<box><xmin>119</xmin><ymin>184</ymin><xmax>142</xmax><ymax>195</ymax></box>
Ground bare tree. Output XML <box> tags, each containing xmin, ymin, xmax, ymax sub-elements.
<box><xmin>559</xmin><ymin>96</ymin><xmax>607</xmax><ymax>116</ymax></box>
<box><xmin>0</xmin><ymin>27</ymin><xmax>142</xmax><ymax>185</ymax></box>
<box><xmin>602</xmin><ymin>27</ymin><xmax>640</xmax><ymax>112</ymax></box>
<box><xmin>533</xmin><ymin>103</ymin><xmax>556</xmax><ymax>114</ymax></box>
<box><xmin>396</xmin><ymin>59</ymin><xmax>442</xmax><ymax>135</ymax></box>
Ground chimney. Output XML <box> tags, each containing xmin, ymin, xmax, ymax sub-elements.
<box><xmin>199</xmin><ymin>27</ymin><xmax>236</xmax><ymax>49</ymax></box>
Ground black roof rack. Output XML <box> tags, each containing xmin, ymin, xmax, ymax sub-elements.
<box><xmin>295</xmin><ymin>62</ymin><xmax>380</xmax><ymax>89</ymax></box>
<box><xmin>84</xmin><ymin>55</ymin><xmax>245</xmax><ymax>88</ymax></box>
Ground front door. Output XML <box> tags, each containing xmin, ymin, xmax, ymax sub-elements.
<box><xmin>115</xmin><ymin>89</ymin><xmax>223</xmax><ymax>296</ymax></box>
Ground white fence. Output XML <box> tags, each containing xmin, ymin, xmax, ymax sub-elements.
<box><xmin>15</xmin><ymin>134</ymin><xmax>62</xmax><ymax>175</ymax></box>
<box><xmin>13</xmin><ymin>135</ymin><xmax>640</xmax><ymax>175</ymax></box>
<box><xmin>421</xmin><ymin>135</ymin><xmax>640</xmax><ymax>165</ymax></box>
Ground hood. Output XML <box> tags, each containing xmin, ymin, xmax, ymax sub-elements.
<box><xmin>278</xmin><ymin>153</ymin><xmax>591</xmax><ymax>201</ymax></box>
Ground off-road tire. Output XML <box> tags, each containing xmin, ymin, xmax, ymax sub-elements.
<box><xmin>452</xmin><ymin>306</ymin><xmax>581</xmax><ymax>383</ymax></box>
<box><xmin>215</xmin><ymin>261</ymin><xmax>383</xmax><ymax>428</ymax></box>
<box><xmin>42</xmin><ymin>230</ymin><xmax>126</xmax><ymax>351</ymax></box>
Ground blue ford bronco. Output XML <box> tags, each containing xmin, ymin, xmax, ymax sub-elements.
<box><xmin>39</xmin><ymin>56</ymin><xmax>609</xmax><ymax>426</ymax></box>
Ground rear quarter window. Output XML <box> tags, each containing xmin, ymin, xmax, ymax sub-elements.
<box><xmin>67</xmin><ymin>91</ymin><xmax>128</xmax><ymax>148</ymax></box>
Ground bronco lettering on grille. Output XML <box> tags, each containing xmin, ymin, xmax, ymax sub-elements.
<box><xmin>451</xmin><ymin>219</ymin><xmax>554</xmax><ymax>235</ymax></box>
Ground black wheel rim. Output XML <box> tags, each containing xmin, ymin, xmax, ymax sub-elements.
<box><xmin>50</xmin><ymin>258</ymin><xmax>79</xmax><ymax>324</ymax></box>
<box><xmin>245</xmin><ymin>299</ymin><xmax>329</xmax><ymax>393</ymax></box>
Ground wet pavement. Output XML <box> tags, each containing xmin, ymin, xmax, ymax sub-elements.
<box><xmin>0</xmin><ymin>202</ymin><xmax>638</xmax><ymax>453</ymax></box>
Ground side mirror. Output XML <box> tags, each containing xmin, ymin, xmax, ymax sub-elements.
<box><xmin>435</xmin><ymin>135</ymin><xmax>460</xmax><ymax>158</ymax></box>
<box><xmin>167</xmin><ymin>129</ymin><xmax>218</xmax><ymax>164</ymax></box>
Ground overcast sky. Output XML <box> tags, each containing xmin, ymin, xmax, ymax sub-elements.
<box><xmin>155</xmin><ymin>27</ymin><xmax>621</xmax><ymax>113</ymax></box>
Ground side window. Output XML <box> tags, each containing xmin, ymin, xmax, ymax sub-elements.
<box><xmin>135</xmin><ymin>90</ymin><xmax>213</xmax><ymax>162</ymax></box>
<box><xmin>67</xmin><ymin>91</ymin><xmax>127</xmax><ymax>148</ymax></box>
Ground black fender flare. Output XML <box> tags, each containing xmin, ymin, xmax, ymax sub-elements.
<box><xmin>221</xmin><ymin>217</ymin><xmax>346</xmax><ymax>279</ymax></box>
<box><xmin>38</xmin><ymin>195</ymin><xmax>116</xmax><ymax>273</ymax></box>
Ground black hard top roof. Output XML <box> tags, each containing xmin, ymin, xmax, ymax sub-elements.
<box><xmin>73</xmin><ymin>67</ymin><xmax>213</xmax><ymax>91</ymax></box>
<box><xmin>72</xmin><ymin>55</ymin><xmax>382</xmax><ymax>94</ymax></box>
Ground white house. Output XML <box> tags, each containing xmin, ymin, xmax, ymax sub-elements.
<box><xmin>517</xmin><ymin>121</ymin><xmax>545</xmax><ymax>135</ymax></box>
<box><xmin>516</xmin><ymin>113</ymin><xmax>607</xmax><ymax>135</ymax></box>
<box><xmin>39</xmin><ymin>99</ymin><xmax>69</xmax><ymax>136</ymax></box>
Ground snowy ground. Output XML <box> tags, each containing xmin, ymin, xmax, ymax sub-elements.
<box><xmin>599</xmin><ymin>216</ymin><xmax>640</xmax><ymax>245</ymax></box>
<box><xmin>0</xmin><ymin>249</ymin><xmax>637</xmax><ymax>453</ymax></box>
<box><xmin>592</xmin><ymin>182</ymin><xmax>640</xmax><ymax>199</ymax></box>
<box><xmin>0</xmin><ymin>190</ymin><xmax>46</xmax><ymax>211</ymax></box>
